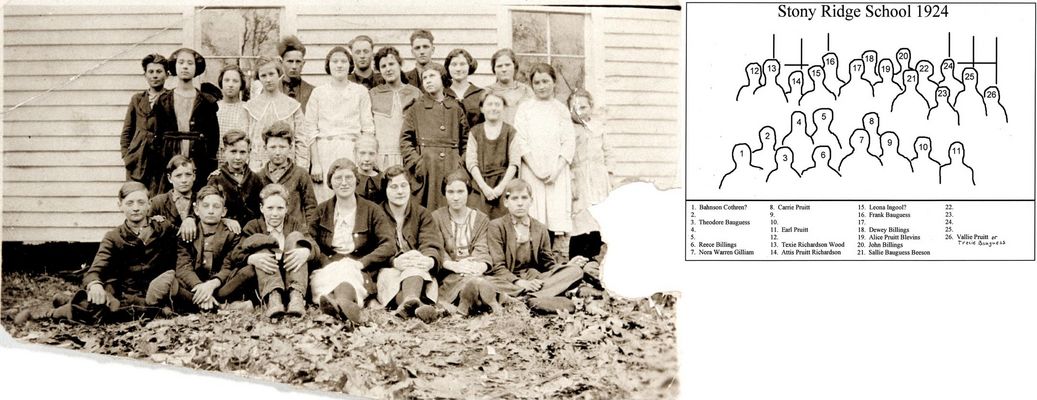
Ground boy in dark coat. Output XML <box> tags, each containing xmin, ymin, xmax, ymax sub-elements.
<box><xmin>208</xmin><ymin>129</ymin><xmax>264</xmax><ymax>227</ymax></box>
<box><xmin>173</xmin><ymin>185</ymin><xmax>255</xmax><ymax>312</ymax></box>
<box><xmin>257</xmin><ymin>121</ymin><xmax>319</xmax><ymax>228</ymax></box>
<box><xmin>121</xmin><ymin>53</ymin><xmax>169</xmax><ymax>195</ymax></box>
<box><xmin>486</xmin><ymin>179</ymin><xmax>584</xmax><ymax>313</ymax></box>
<box><xmin>16</xmin><ymin>182</ymin><xmax>179</xmax><ymax>325</ymax></box>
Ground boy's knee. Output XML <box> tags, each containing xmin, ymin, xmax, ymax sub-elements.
<box><xmin>145</xmin><ymin>270</ymin><xmax>178</xmax><ymax>306</ymax></box>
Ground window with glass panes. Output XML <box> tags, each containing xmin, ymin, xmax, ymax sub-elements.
<box><xmin>196</xmin><ymin>7</ymin><xmax>282</xmax><ymax>93</ymax></box>
<box><xmin>511</xmin><ymin>11</ymin><xmax>586</xmax><ymax>103</ymax></box>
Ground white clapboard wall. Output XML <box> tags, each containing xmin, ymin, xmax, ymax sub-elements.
<box><xmin>2</xmin><ymin>4</ymin><xmax>680</xmax><ymax>243</ymax></box>
<box><xmin>4</xmin><ymin>6</ymin><xmax>188</xmax><ymax>243</ymax></box>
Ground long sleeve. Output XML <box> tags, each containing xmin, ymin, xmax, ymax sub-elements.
<box><xmin>299</xmin><ymin>174</ymin><xmax>319</xmax><ymax>228</ymax></box>
<box><xmin>400</xmin><ymin>106</ymin><xmax>420</xmax><ymax>170</ymax></box>
<box><xmin>457</xmin><ymin>103</ymin><xmax>470</xmax><ymax>161</ymax></box>
<box><xmin>465</xmin><ymin>132</ymin><xmax>479</xmax><ymax>173</ymax></box>
<box><xmin>359</xmin><ymin>89</ymin><xmax>375</xmax><ymax>135</ymax></box>
<box><xmin>120</xmin><ymin>96</ymin><xmax>137</xmax><ymax>159</ymax></box>
<box><xmin>535</xmin><ymin>227</ymin><xmax>557</xmax><ymax>271</ymax></box>
<box><xmin>213</xmin><ymin>233</ymin><xmax>242</xmax><ymax>284</ymax></box>
<box><xmin>486</xmin><ymin>221</ymin><xmax>519</xmax><ymax>283</ymax></box>
<box><xmin>466</xmin><ymin>216</ymin><xmax>492</xmax><ymax>266</ymax></box>
<box><xmin>359</xmin><ymin>205</ymin><xmax>398</xmax><ymax>269</ymax></box>
<box><xmin>417</xmin><ymin>210</ymin><xmax>445</xmax><ymax>270</ymax></box>
<box><xmin>175</xmin><ymin>239</ymin><xmax>203</xmax><ymax>289</ymax></box>
<box><xmin>84</xmin><ymin>231</ymin><xmax>118</xmax><ymax>287</ymax></box>
<box><xmin>293</xmin><ymin>106</ymin><xmax>311</xmax><ymax>170</ymax></box>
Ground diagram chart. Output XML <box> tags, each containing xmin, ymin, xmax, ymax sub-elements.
<box><xmin>686</xmin><ymin>2</ymin><xmax>1035</xmax><ymax>260</ymax></box>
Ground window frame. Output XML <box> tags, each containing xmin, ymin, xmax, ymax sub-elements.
<box><xmin>498</xmin><ymin>6</ymin><xmax>603</xmax><ymax>104</ymax></box>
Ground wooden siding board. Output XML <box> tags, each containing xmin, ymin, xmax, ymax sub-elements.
<box><xmin>5</xmin><ymin>29</ymin><xmax>182</xmax><ymax>46</ymax></box>
<box><xmin>294</xmin><ymin>14</ymin><xmax>498</xmax><ymax>30</ymax></box>
<box><xmin>4</xmin><ymin>13</ymin><xmax>183</xmax><ymax>31</ymax></box>
<box><xmin>5</xmin><ymin>212</ymin><xmax>121</xmax><ymax>228</ymax></box>
<box><xmin>4</xmin><ymin>136</ymin><xmax>119</xmax><ymax>152</ymax></box>
<box><xmin>5</xmin><ymin>44</ymin><xmax>183</xmax><ymax>61</ymax></box>
<box><xmin>2</xmin><ymin>227</ymin><xmax>113</xmax><ymax>243</ymax></box>
<box><xmin>5</xmin><ymin>151</ymin><xmax>122</xmax><ymax>167</ymax></box>
<box><xmin>4</xmin><ymin>121</ymin><xmax>124</xmax><ymax>136</ymax></box>
<box><xmin>4</xmin><ymin>182</ymin><xmax>123</xmax><ymax>198</ymax></box>
<box><xmin>6</xmin><ymin>60</ymin><xmax>145</xmax><ymax>76</ymax></box>
<box><xmin>5</xmin><ymin>166</ymin><xmax>125</xmax><ymax>182</ymax></box>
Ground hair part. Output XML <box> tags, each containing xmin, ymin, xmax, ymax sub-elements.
<box><xmin>490</xmin><ymin>48</ymin><xmax>519</xmax><ymax>77</ymax></box>
<box><xmin>166</xmin><ymin>48</ymin><xmax>207</xmax><ymax>77</ymax></box>
<box><xmin>503</xmin><ymin>178</ymin><xmax>532</xmax><ymax>199</ymax></box>
<box><xmin>374</xmin><ymin>46</ymin><xmax>404</xmax><ymax>72</ymax></box>
<box><xmin>217</xmin><ymin>64</ymin><xmax>250</xmax><ymax>101</ymax></box>
<box><xmin>444</xmin><ymin>48</ymin><xmax>478</xmax><ymax>80</ymax></box>
<box><xmin>441</xmin><ymin>169</ymin><xmax>471</xmax><ymax>195</ymax></box>
<box><xmin>222</xmin><ymin>129</ymin><xmax>250</xmax><ymax>148</ymax></box>
<box><xmin>529</xmin><ymin>63</ymin><xmax>557</xmax><ymax>83</ymax></box>
<box><xmin>325</xmin><ymin>157</ymin><xmax>360</xmax><ymax>190</ymax></box>
<box><xmin>480</xmin><ymin>91</ymin><xmax>509</xmax><ymax>108</ymax></box>
<box><xmin>196</xmin><ymin>185</ymin><xmax>225</xmax><ymax>203</ymax></box>
<box><xmin>324</xmin><ymin>46</ymin><xmax>355</xmax><ymax>75</ymax></box>
<box><xmin>166</xmin><ymin>154</ymin><xmax>196</xmax><ymax>175</ymax></box>
<box><xmin>380</xmin><ymin>164</ymin><xmax>411</xmax><ymax>200</ymax></box>
<box><xmin>118</xmin><ymin>181</ymin><xmax>149</xmax><ymax>201</ymax></box>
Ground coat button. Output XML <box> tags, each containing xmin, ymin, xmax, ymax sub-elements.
<box><xmin>439</xmin><ymin>152</ymin><xmax>445</xmax><ymax>158</ymax></box>
<box><xmin>439</xmin><ymin>125</ymin><xmax>445</xmax><ymax>131</ymax></box>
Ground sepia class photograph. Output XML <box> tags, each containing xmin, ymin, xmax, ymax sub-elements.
<box><xmin>1</xmin><ymin>1</ymin><xmax>682</xmax><ymax>398</ymax></box>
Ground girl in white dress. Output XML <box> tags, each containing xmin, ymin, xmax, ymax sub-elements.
<box><xmin>513</xmin><ymin>63</ymin><xmax>575</xmax><ymax>238</ymax></box>
<box><xmin>304</xmin><ymin>46</ymin><xmax>375</xmax><ymax>202</ymax></box>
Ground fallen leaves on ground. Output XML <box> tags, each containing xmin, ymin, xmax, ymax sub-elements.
<box><xmin>2</xmin><ymin>271</ymin><xmax>678</xmax><ymax>399</ymax></box>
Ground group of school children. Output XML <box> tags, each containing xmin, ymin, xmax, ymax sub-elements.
<box><xmin>16</xmin><ymin>29</ymin><xmax>617</xmax><ymax>327</ymax></box>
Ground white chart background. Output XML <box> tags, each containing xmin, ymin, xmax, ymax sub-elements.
<box><xmin>687</xmin><ymin>3</ymin><xmax>1035</xmax><ymax>200</ymax></box>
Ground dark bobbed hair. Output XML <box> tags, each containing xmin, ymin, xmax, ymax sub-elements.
<box><xmin>491</xmin><ymin>48</ymin><xmax>519</xmax><ymax>78</ymax></box>
<box><xmin>217</xmin><ymin>64</ymin><xmax>250</xmax><ymax>101</ymax></box>
<box><xmin>380</xmin><ymin>165</ymin><xmax>411</xmax><ymax>200</ymax></box>
<box><xmin>441</xmin><ymin>169</ymin><xmax>471</xmax><ymax>195</ymax></box>
<box><xmin>528</xmin><ymin>63</ymin><xmax>557</xmax><ymax>83</ymax></box>
<box><xmin>444</xmin><ymin>48</ymin><xmax>478</xmax><ymax>80</ymax></box>
<box><xmin>166</xmin><ymin>48</ymin><xmax>206</xmax><ymax>77</ymax></box>
<box><xmin>374</xmin><ymin>46</ymin><xmax>404</xmax><ymax>73</ymax></box>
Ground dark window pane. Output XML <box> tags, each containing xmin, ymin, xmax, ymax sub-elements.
<box><xmin>549</xmin><ymin>13</ymin><xmax>584</xmax><ymax>55</ymax></box>
<box><xmin>512</xmin><ymin>11</ymin><xmax>548</xmax><ymax>54</ymax></box>
<box><xmin>551</xmin><ymin>57</ymin><xmax>584</xmax><ymax>102</ymax></box>
<box><xmin>515</xmin><ymin>55</ymin><xmax>548</xmax><ymax>85</ymax></box>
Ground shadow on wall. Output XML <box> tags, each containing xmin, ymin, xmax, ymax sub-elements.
<box><xmin>1</xmin><ymin>242</ymin><xmax>101</xmax><ymax>275</ymax></box>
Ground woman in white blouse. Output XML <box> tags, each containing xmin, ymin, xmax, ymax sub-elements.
<box><xmin>304</xmin><ymin>46</ymin><xmax>375</xmax><ymax>202</ymax></box>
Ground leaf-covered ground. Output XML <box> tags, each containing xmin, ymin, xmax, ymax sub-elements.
<box><xmin>2</xmin><ymin>271</ymin><xmax>678</xmax><ymax>399</ymax></box>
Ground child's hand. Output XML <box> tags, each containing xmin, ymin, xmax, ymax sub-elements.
<box><xmin>86</xmin><ymin>281</ymin><xmax>107</xmax><ymax>305</ymax></box>
<box><xmin>223</xmin><ymin>218</ymin><xmax>241</xmax><ymax>234</ymax></box>
<box><xmin>515</xmin><ymin>279</ymin><xmax>542</xmax><ymax>292</ymax></box>
<box><xmin>191</xmin><ymin>279</ymin><xmax>220</xmax><ymax>305</ymax></box>
<box><xmin>179</xmin><ymin>217</ymin><xmax>198</xmax><ymax>242</ymax></box>
<box><xmin>464</xmin><ymin>261</ymin><xmax>488</xmax><ymax>275</ymax></box>
<box><xmin>569</xmin><ymin>256</ymin><xmax>589</xmax><ymax>268</ymax></box>
<box><xmin>248</xmin><ymin>253</ymin><xmax>278</xmax><ymax>274</ymax></box>
<box><xmin>583</xmin><ymin>261</ymin><xmax>601</xmax><ymax>279</ymax></box>
<box><xmin>284</xmin><ymin>248</ymin><xmax>311</xmax><ymax>273</ymax></box>
<box><xmin>479</xmin><ymin>182</ymin><xmax>497</xmax><ymax>201</ymax></box>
